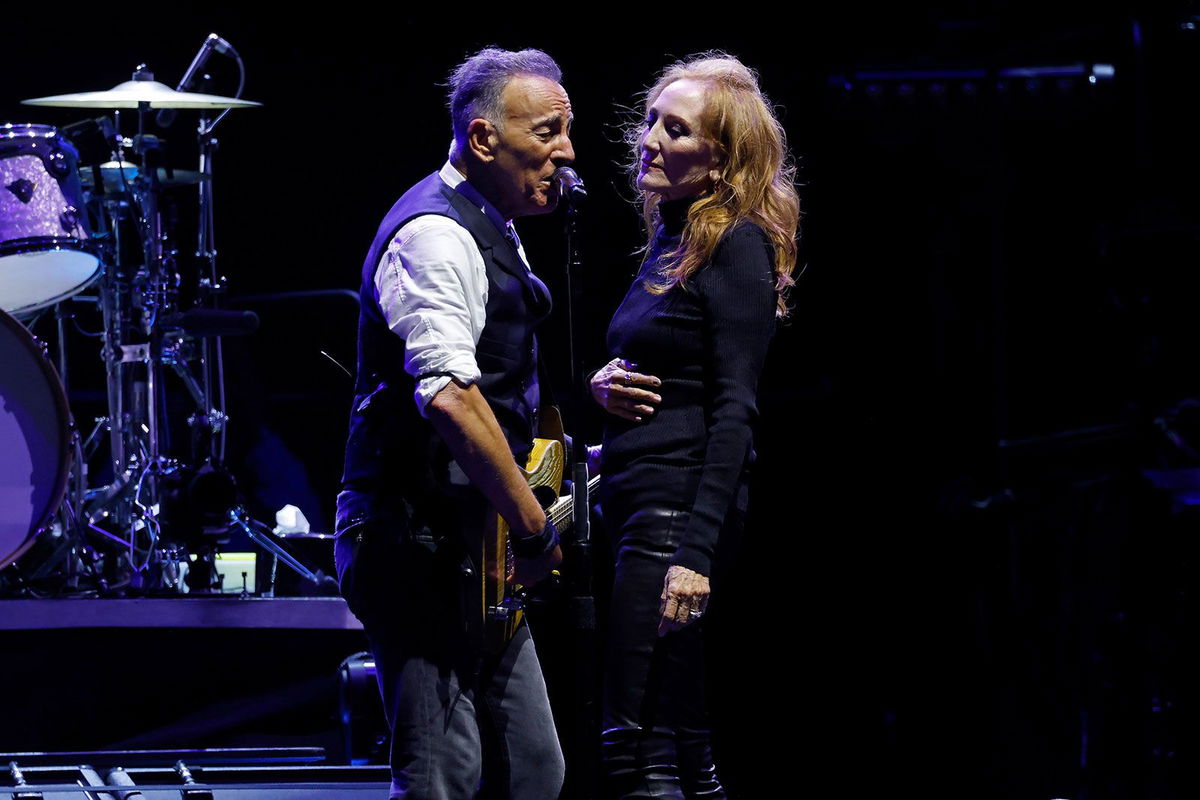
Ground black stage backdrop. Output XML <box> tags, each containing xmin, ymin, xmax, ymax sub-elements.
<box><xmin>4</xmin><ymin>4</ymin><xmax>1199</xmax><ymax>798</ymax></box>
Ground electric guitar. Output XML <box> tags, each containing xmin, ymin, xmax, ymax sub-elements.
<box><xmin>483</xmin><ymin>436</ymin><xmax>600</xmax><ymax>652</ymax></box>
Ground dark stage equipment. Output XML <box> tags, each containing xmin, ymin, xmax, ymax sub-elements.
<box><xmin>336</xmin><ymin>652</ymin><xmax>388</xmax><ymax>765</ymax></box>
<box><xmin>3</xmin><ymin>749</ymin><xmax>390</xmax><ymax>799</ymax></box>
<box><xmin>1</xmin><ymin>35</ymin><xmax>330</xmax><ymax>599</ymax></box>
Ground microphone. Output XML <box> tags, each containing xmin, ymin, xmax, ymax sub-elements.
<box><xmin>157</xmin><ymin>34</ymin><xmax>238</xmax><ymax>128</ymax></box>
<box><xmin>180</xmin><ymin>34</ymin><xmax>237</xmax><ymax>91</ymax></box>
<box><xmin>203</xmin><ymin>33</ymin><xmax>237</xmax><ymax>58</ymax></box>
<box><xmin>553</xmin><ymin>166</ymin><xmax>587</xmax><ymax>206</ymax></box>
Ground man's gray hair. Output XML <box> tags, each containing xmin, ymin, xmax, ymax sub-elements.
<box><xmin>447</xmin><ymin>48</ymin><xmax>562</xmax><ymax>157</ymax></box>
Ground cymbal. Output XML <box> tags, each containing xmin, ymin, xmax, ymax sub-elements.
<box><xmin>79</xmin><ymin>161</ymin><xmax>209</xmax><ymax>193</ymax></box>
<box><xmin>22</xmin><ymin>79</ymin><xmax>262</xmax><ymax>109</ymax></box>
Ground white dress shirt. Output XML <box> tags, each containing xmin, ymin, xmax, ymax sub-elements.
<box><xmin>373</xmin><ymin>161</ymin><xmax>533</xmax><ymax>416</ymax></box>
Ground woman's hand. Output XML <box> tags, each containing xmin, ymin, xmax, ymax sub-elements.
<box><xmin>586</xmin><ymin>444</ymin><xmax>603</xmax><ymax>476</ymax></box>
<box><xmin>590</xmin><ymin>358</ymin><xmax>662</xmax><ymax>421</ymax></box>
<box><xmin>658</xmin><ymin>564</ymin><xmax>710</xmax><ymax>636</ymax></box>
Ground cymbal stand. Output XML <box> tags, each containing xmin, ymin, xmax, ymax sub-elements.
<box><xmin>193</xmin><ymin>109</ymin><xmax>228</xmax><ymax>465</ymax></box>
<box><xmin>85</xmin><ymin>81</ymin><xmax>180</xmax><ymax>576</ymax></box>
<box><xmin>125</xmin><ymin>85</ymin><xmax>192</xmax><ymax>579</ymax></box>
<box><xmin>98</xmin><ymin>110</ymin><xmax>132</xmax><ymax>496</ymax></box>
<box><xmin>190</xmin><ymin>36</ymin><xmax>247</xmax><ymax>466</ymax></box>
<box><xmin>179</xmin><ymin>39</ymin><xmax>318</xmax><ymax>590</ymax></box>
<box><xmin>87</xmin><ymin>108</ymin><xmax>140</xmax><ymax>544</ymax></box>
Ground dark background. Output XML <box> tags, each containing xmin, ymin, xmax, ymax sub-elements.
<box><xmin>5</xmin><ymin>3</ymin><xmax>1199</xmax><ymax>797</ymax></box>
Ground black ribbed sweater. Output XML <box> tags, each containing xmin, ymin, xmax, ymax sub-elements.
<box><xmin>599</xmin><ymin>197</ymin><xmax>778</xmax><ymax>576</ymax></box>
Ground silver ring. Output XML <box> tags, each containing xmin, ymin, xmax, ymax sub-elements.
<box><xmin>688</xmin><ymin>609</ymin><xmax>702</xmax><ymax>619</ymax></box>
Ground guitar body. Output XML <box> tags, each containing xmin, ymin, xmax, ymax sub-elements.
<box><xmin>483</xmin><ymin>436</ymin><xmax>565</xmax><ymax>652</ymax></box>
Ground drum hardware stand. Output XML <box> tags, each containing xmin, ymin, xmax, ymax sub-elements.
<box><xmin>52</xmin><ymin>303</ymin><xmax>72</xmax><ymax>393</ymax></box>
<box><xmin>49</xmin><ymin>306</ymin><xmax>92</xmax><ymax>589</ymax></box>
<box><xmin>75</xmin><ymin>71</ymin><xmax>192</xmax><ymax>582</ymax></box>
<box><xmin>196</xmin><ymin>97</ymin><xmax>230</xmax><ymax>467</ymax></box>
<box><xmin>176</xmin><ymin>38</ymin><xmax>319</xmax><ymax>591</ymax></box>
<box><xmin>40</xmin><ymin>429</ymin><xmax>93</xmax><ymax>592</ymax></box>
<box><xmin>226</xmin><ymin>508</ymin><xmax>325</xmax><ymax>597</ymax></box>
<box><xmin>167</xmin><ymin>33</ymin><xmax>245</xmax><ymax>468</ymax></box>
<box><xmin>78</xmin><ymin>71</ymin><xmax>184</xmax><ymax>579</ymax></box>
<box><xmin>83</xmin><ymin>100</ymin><xmax>162</xmax><ymax>544</ymax></box>
<box><xmin>11</xmin><ymin>45</ymin><xmax>289</xmax><ymax>596</ymax></box>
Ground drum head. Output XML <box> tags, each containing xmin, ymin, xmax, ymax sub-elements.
<box><xmin>0</xmin><ymin>309</ymin><xmax>70</xmax><ymax>566</ymax></box>
<box><xmin>0</xmin><ymin>247</ymin><xmax>100</xmax><ymax>315</ymax></box>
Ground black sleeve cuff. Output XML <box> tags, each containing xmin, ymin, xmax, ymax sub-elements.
<box><xmin>511</xmin><ymin>516</ymin><xmax>559</xmax><ymax>559</ymax></box>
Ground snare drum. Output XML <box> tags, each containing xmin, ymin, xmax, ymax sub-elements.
<box><xmin>0</xmin><ymin>308</ymin><xmax>71</xmax><ymax>567</ymax></box>
<box><xmin>0</xmin><ymin>123</ymin><xmax>101</xmax><ymax>316</ymax></box>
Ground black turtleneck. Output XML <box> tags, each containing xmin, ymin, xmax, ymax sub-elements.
<box><xmin>599</xmin><ymin>198</ymin><xmax>778</xmax><ymax>576</ymax></box>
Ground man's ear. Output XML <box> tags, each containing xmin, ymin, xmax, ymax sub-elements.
<box><xmin>467</xmin><ymin>118</ymin><xmax>498</xmax><ymax>162</ymax></box>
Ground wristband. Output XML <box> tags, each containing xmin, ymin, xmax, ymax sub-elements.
<box><xmin>511</xmin><ymin>516</ymin><xmax>559</xmax><ymax>559</ymax></box>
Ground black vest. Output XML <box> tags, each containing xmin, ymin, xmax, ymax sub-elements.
<box><xmin>339</xmin><ymin>172</ymin><xmax>552</xmax><ymax>522</ymax></box>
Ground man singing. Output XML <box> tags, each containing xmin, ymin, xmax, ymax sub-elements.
<box><xmin>334</xmin><ymin>48</ymin><xmax>574</xmax><ymax>799</ymax></box>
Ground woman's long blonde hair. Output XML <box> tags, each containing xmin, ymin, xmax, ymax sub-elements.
<box><xmin>629</xmin><ymin>54</ymin><xmax>800</xmax><ymax>317</ymax></box>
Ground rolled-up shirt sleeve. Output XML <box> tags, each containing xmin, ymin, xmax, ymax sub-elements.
<box><xmin>373</xmin><ymin>214</ymin><xmax>489</xmax><ymax>416</ymax></box>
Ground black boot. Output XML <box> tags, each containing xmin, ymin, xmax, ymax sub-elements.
<box><xmin>602</xmin><ymin>726</ymin><xmax>684</xmax><ymax>799</ymax></box>
<box><xmin>676</xmin><ymin>727</ymin><xmax>726</xmax><ymax>799</ymax></box>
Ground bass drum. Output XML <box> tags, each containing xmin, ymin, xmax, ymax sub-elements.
<box><xmin>0</xmin><ymin>308</ymin><xmax>71</xmax><ymax>567</ymax></box>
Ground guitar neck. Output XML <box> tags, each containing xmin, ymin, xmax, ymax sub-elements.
<box><xmin>546</xmin><ymin>475</ymin><xmax>602</xmax><ymax>530</ymax></box>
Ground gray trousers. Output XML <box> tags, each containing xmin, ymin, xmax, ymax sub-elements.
<box><xmin>335</xmin><ymin>517</ymin><xmax>565</xmax><ymax>799</ymax></box>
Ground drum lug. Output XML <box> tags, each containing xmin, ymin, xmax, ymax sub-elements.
<box><xmin>60</xmin><ymin>206</ymin><xmax>81</xmax><ymax>234</ymax></box>
<box><xmin>5</xmin><ymin>178</ymin><xmax>34</xmax><ymax>204</ymax></box>
<box><xmin>44</xmin><ymin>148</ymin><xmax>71</xmax><ymax>179</ymax></box>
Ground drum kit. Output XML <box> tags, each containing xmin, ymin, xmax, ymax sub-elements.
<box><xmin>1</xmin><ymin>35</ymin><xmax>324</xmax><ymax>595</ymax></box>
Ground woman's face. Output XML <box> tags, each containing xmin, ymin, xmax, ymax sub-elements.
<box><xmin>637</xmin><ymin>79</ymin><xmax>721</xmax><ymax>202</ymax></box>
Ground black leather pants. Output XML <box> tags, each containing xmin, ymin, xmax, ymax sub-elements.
<box><xmin>601</xmin><ymin>505</ymin><xmax>726</xmax><ymax>800</ymax></box>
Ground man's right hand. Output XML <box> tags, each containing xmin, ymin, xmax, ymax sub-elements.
<box><xmin>510</xmin><ymin>516</ymin><xmax>562</xmax><ymax>586</ymax></box>
<box><xmin>511</xmin><ymin>543</ymin><xmax>563</xmax><ymax>587</ymax></box>
<box><xmin>427</xmin><ymin>381</ymin><xmax>562</xmax><ymax>586</ymax></box>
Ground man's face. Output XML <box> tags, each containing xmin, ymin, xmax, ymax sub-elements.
<box><xmin>489</xmin><ymin>75</ymin><xmax>575</xmax><ymax>219</ymax></box>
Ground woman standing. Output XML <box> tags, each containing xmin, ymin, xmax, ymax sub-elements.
<box><xmin>591</xmin><ymin>54</ymin><xmax>800</xmax><ymax>798</ymax></box>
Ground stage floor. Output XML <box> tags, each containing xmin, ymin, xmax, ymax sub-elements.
<box><xmin>0</xmin><ymin>596</ymin><xmax>363</xmax><ymax>631</ymax></box>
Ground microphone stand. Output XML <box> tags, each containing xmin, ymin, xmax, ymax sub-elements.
<box><xmin>560</xmin><ymin>188</ymin><xmax>598</xmax><ymax>799</ymax></box>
